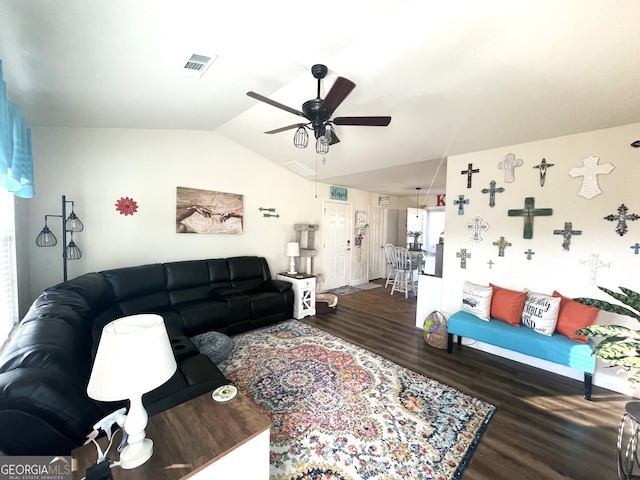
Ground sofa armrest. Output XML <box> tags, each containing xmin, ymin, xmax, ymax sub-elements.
<box><xmin>262</xmin><ymin>280</ymin><xmax>292</xmax><ymax>293</ymax></box>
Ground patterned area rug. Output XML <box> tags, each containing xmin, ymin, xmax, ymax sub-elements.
<box><xmin>218</xmin><ymin>320</ymin><xmax>495</xmax><ymax>480</ymax></box>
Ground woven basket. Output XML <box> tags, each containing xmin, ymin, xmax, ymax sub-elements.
<box><xmin>423</xmin><ymin>310</ymin><xmax>448</xmax><ymax>350</ymax></box>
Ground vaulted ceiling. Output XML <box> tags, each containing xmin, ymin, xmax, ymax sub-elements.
<box><xmin>1</xmin><ymin>1</ymin><xmax>639</xmax><ymax>198</ymax></box>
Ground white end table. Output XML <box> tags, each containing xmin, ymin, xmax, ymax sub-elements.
<box><xmin>277</xmin><ymin>272</ymin><xmax>316</xmax><ymax>319</ymax></box>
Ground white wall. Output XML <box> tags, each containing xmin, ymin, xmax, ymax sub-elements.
<box><xmin>22</xmin><ymin>127</ymin><xmax>382</xmax><ymax>304</ymax></box>
<box><xmin>442</xmin><ymin>122</ymin><xmax>640</xmax><ymax>396</ymax></box>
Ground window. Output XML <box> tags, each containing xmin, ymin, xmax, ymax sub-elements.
<box><xmin>425</xmin><ymin>207</ymin><xmax>445</xmax><ymax>253</ymax></box>
<box><xmin>0</xmin><ymin>189</ymin><xmax>18</xmax><ymax>345</ymax></box>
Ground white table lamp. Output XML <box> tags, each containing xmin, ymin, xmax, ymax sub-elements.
<box><xmin>286</xmin><ymin>242</ymin><xmax>300</xmax><ymax>274</ymax></box>
<box><xmin>87</xmin><ymin>314</ymin><xmax>177</xmax><ymax>469</ymax></box>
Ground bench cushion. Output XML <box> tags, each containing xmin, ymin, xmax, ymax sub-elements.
<box><xmin>448</xmin><ymin>310</ymin><xmax>596</xmax><ymax>373</ymax></box>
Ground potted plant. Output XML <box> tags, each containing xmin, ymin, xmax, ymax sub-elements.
<box><xmin>574</xmin><ymin>286</ymin><xmax>640</xmax><ymax>386</ymax></box>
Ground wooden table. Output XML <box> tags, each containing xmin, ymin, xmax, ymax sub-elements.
<box><xmin>72</xmin><ymin>391</ymin><xmax>271</xmax><ymax>479</ymax></box>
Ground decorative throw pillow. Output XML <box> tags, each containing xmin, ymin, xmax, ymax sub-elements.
<box><xmin>190</xmin><ymin>331</ymin><xmax>234</xmax><ymax>364</ymax></box>
<box><xmin>489</xmin><ymin>283</ymin><xmax>528</xmax><ymax>326</ymax></box>
<box><xmin>461</xmin><ymin>281</ymin><xmax>493</xmax><ymax>320</ymax></box>
<box><xmin>521</xmin><ymin>291</ymin><xmax>561</xmax><ymax>336</ymax></box>
<box><xmin>552</xmin><ymin>291</ymin><xmax>600</xmax><ymax>343</ymax></box>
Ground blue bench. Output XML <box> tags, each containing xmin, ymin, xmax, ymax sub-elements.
<box><xmin>446</xmin><ymin>310</ymin><xmax>596</xmax><ymax>400</ymax></box>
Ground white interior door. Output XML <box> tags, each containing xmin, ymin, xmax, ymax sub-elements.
<box><xmin>368</xmin><ymin>206</ymin><xmax>386</xmax><ymax>280</ymax></box>
<box><xmin>322</xmin><ymin>201</ymin><xmax>351</xmax><ymax>290</ymax></box>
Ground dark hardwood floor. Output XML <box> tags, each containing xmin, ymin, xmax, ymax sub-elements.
<box><xmin>303</xmin><ymin>279</ymin><xmax>632</xmax><ymax>479</ymax></box>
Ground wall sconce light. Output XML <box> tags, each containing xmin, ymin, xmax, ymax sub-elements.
<box><xmin>35</xmin><ymin>195</ymin><xmax>84</xmax><ymax>282</ymax></box>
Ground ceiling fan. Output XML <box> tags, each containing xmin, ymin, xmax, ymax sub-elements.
<box><xmin>246</xmin><ymin>64</ymin><xmax>391</xmax><ymax>154</ymax></box>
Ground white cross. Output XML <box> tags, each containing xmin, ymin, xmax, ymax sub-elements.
<box><xmin>497</xmin><ymin>153</ymin><xmax>523</xmax><ymax>183</ymax></box>
<box><xmin>579</xmin><ymin>253</ymin><xmax>610</xmax><ymax>285</ymax></box>
<box><xmin>568</xmin><ymin>156</ymin><xmax>615</xmax><ymax>199</ymax></box>
<box><xmin>466</xmin><ymin>216</ymin><xmax>490</xmax><ymax>243</ymax></box>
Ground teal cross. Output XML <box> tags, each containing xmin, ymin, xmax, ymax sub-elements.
<box><xmin>631</xmin><ymin>243</ymin><xmax>640</xmax><ymax>254</ymax></box>
<box><xmin>524</xmin><ymin>249</ymin><xmax>535</xmax><ymax>260</ymax></box>
<box><xmin>493</xmin><ymin>236</ymin><xmax>512</xmax><ymax>257</ymax></box>
<box><xmin>508</xmin><ymin>197</ymin><xmax>552</xmax><ymax>239</ymax></box>
<box><xmin>454</xmin><ymin>195</ymin><xmax>469</xmax><ymax>215</ymax></box>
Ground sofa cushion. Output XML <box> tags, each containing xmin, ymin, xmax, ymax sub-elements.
<box><xmin>190</xmin><ymin>332</ymin><xmax>234</xmax><ymax>364</ymax></box>
<box><xmin>102</xmin><ymin>263</ymin><xmax>167</xmax><ymax>301</ymax></box>
<box><xmin>490</xmin><ymin>283</ymin><xmax>527</xmax><ymax>326</ymax></box>
<box><xmin>172</xmin><ymin>301</ymin><xmax>231</xmax><ymax>336</ymax></box>
<box><xmin>521</xmin><ymin>291</ymin><xmax>561</xmax><ymax>336</ymax></box>
<box><xmin>553</xmin><ymin>291</ymin><xmax>600</xmax><ymax>343</ymax></box>
<box><xmin>461</xmin><ymin>281</ymin><xmax>492</xmax><ymax>320</ymax></box>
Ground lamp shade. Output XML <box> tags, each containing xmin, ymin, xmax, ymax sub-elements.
<box><xmin>87</xmin><ymin>314</ymin><xmax>177</xmax><ymax>402</ymax></box>
<box><xmin>286</xmin><ymin>242</ymin><xmax>300</xmax><ymax>257</ymax></box>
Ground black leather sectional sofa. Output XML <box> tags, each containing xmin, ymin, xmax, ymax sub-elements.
<box><xmin>0</xmin><ymin>256</ymin><xmax>293</xmax><ymax>455</ymax></box>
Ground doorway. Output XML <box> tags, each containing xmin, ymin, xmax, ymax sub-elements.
<box><xmin>322</xmin><ymin>200</ymin><xmax>352</xmax><ymax>290</ymax></box>
<box><xmin>368</xmin><ymin>206</ymin><xmax>386</xmax><ymax>280</ymax></box>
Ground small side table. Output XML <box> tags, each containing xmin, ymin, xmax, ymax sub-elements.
<box><xmin>277</xmin><ymin>273</ymin><xmax>316</xmax><ymax>319</ymax></box>
<box><xmin>72</xmin><ymin>392</ymin><xmax>271</xmax><ymax>480</ymax></box>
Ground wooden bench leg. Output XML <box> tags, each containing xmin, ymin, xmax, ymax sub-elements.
<box><xmin>584</xmin><ymin>373</ymin><xmax>593</xmax><ymax>401</ymax></box>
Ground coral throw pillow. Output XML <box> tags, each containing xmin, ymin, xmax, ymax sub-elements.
<box><xmin>489</xmin><ymin>283</ymin><xmax>528</xmax><ymax>326</ymax></box>
<box><xmin>552</xmin><ymin>291</ymin><xmax>600</xmax><ymax>343</ymax></box>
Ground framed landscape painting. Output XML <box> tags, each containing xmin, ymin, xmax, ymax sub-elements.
<box><xmin>176</xmin><ymin>187</ymin><xmax>244</xmax><ymax>234</ymax></box>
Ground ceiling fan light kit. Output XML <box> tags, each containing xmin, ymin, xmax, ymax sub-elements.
<box><xmin>247</xmin><ymin>64</ymin><xmax>391</xmax><ymax>155</ymax></box>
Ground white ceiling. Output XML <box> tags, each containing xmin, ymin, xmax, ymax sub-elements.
<box><xmin>2</xmin><ymin>1</ymin><xmax>640</xmax><ymax>198</ymax></box>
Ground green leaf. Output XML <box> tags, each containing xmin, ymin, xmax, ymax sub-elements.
<box><xmin>575</xmin><ymin>324</ymin><xmax>640</xmax><ymax>339</ymax></box>
<box><xmin>628</xmin><ymin>371</ymin><xmax>640</xmax><ymax>386</ymax></box>
<box><xmin>592</xmin><ymin>342</ymin><xmax>640</xmax><ymax>360</ymax></box>
<box><xmin>618</xmin><ymin>287</ymin><xmax>640</xmax><ymax>312</ymax></box>
<box><xmin>573</xmin><ymin>296</ymin><xmax>640</xmax><ymax>321</ymax></box>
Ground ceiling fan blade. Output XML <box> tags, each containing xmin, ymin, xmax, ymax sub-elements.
<box><xmin>264</xmin><ymin>124</ymin><xmax>303</xmax><ymax>134</ymax></box>
<box><xmin>247</xmin><ymin>91</ymin><xmax>305</xmax><ymax>117</ymax></box>
<box><xmin>333</xmin><ymin>116</ymin><xmax>392</xmax><ymax>126</ymax></box>
<box><xmin>319</xmin><ymin>77</ymin><xmax>356</xmax><ymax>116</ymax></box>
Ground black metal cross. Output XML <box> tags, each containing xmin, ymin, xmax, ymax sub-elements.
<box><xmin>508</xmin><ymin>197</ymin><xmax>553</xmax><ymax>239</ymax></box>
<box><xmin>492</xmin><ymin>236</ymin><xmax>512</xmax><ymax>257</ymax></box>
<box><xmin>481</xmin><ymin>180</ymin><xmax>505</xmax><ymax>208</ymax></box>
<box><xmin>461</xmin><ymin>163</ymin><xmax>480</xmax><ymax>188</ymax></box>
<box><xmin>454</xmin><ymin>195</ymin><xmax>469</xmax><ymax>215</ymax></box>
<box><xmin>553</xmin><ymin>222</ymin><xmax>582</xmax><ymax>251</ymax></box>
<box><xmin>604</xmin><ymin>204</ymin><xmax>639</xmax><ymax>236</ymax></box>
<box><xmin>533</xmin><ymin>158</ymin><xmax>555</xmax><ymax>187</ymax></box>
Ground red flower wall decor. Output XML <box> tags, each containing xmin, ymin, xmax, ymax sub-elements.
<box><xmin>115</xmin><ymin>197</ymin><xmax>138</xmax><ymax>216</ymax></box>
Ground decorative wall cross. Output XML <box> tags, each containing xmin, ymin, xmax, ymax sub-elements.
<box><xmin>487</xmin><ymin>260</ymin><xmax>495</xmax><ymax>269</ymax></box>
<box><xmin>568</xmin><ymin>155</ymin><xmax>615</xmax><ymax>199</ymax></box>
<box><xmin>454</xmin><ymin>195</ymin><xmax>469</xmax><ymax>215</ymax></box>
<box><xmin>497</xmin><ymin>153</ymin><xmax>523</xmax><ymax>183</ymax></box>
<box><xmin>533</xmin><ymin>158</ymin><xmax>555</xmax><ymax>187</ymax></box>
<box><xmin>481</xmin><ymin>180</ymin><xmax>505</xmax><ymax>208</ymax></box>
<box><xmin>461</xmin><ymin>163</ymin><xmax>480</xmax><ymax>188</ymax></box>
<box><xmin>524</xmin><ymin>249</ymin><xmax>535</xmax><ymax>260</ymax></box>
<box><xmin>456</xmin><ymin>248</ymin><xmax>471</xmax><ymax>269</ymax></box>
<box><xmin>604</xmin><ymin>204</ymin><xmax>639</xmax><ymax>236</ymax></box>
<box><xmin>508</xmin><ymin>197</ymin><xmax>553</xmax><ymax>239</ymax></box>
<box><xmin>580</xmin><ymin>253</ymin><xmax>610</xmax><ymax>285</ymax></box>
<box><xmin>553</xmin><ymin>222</ymin><xmax>582</xmax><ymax>251</ymax></box>
<box><xmin>631</xmin><ymin>243</ymin><xmax>640</xmax><ymax>255</ymax></box>
<box><xmin>492</xmin><ymin>236</ymin><xmax>512</xmax><ymax>257</ymax></box>
<box><xmin>466</xmin><ymin>216</ymin><xmax>490</xmax><ymax>243</ymax></box>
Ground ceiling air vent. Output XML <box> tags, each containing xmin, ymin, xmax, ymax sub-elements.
<box><xmin>283</xmin><ymin>161</ymin><xmax>317</xmax><ymax>177</ymax></box>
<box><xmin>179</xmin><ymin>54</ymin><xmax>217</xmax><ymax>78</ymax></box>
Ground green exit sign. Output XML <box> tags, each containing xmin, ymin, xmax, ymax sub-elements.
<box><xmin>330</xmin><ymin>186</ymin><xmax>348</xmax><ymax>201</ymax></box>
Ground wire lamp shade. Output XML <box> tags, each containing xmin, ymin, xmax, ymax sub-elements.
<box><xmin>293</xmin><ymin>125</ymin><xmax>309</xmax><ymax>148</ymax></box>
<box><xmin>34</xmin><ymin>195</ymin><xmax>83</xmax><ymax>281</ymax></box>
<box><xmin>316</xmin><ymin>135</ymin><xmax>329</xmax><ymax>155</ymax></box>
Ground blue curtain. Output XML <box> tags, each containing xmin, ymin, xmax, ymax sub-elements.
<box><xmin>0</xmin><ymin>60</ymin><xmax>35</xmax><ymax>198</ymax></box>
